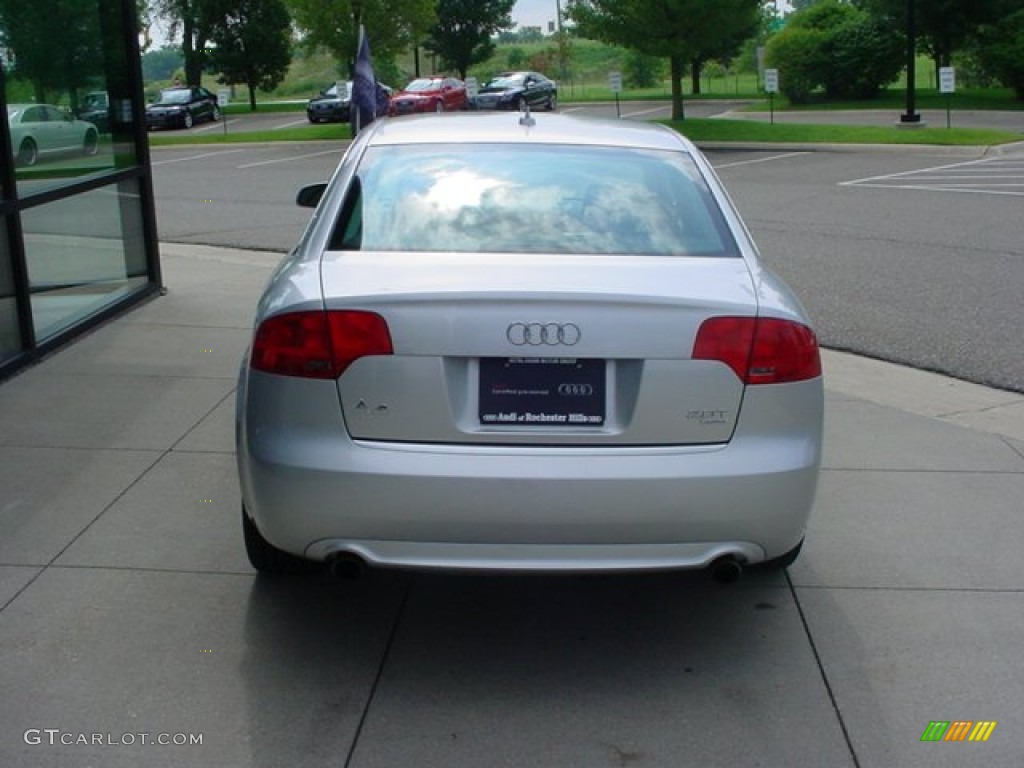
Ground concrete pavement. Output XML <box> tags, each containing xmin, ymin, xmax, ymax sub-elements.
<box><xmin>1</xmin><ymin>241</ymin><xmax>1022</xmax><ymax>767</ymax></box>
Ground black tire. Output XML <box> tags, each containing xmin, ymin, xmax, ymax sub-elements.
<box><xmin>434</xmin><ymin>100</ymin><xmax>444</xmax><ymax>113</ymax></box>
<box><xmin>183</xmin><ymin>111</ymin><xmax>193</xmax><ymax>129</ymax></box>
<box><xmin>760</xmin><ymin>538</ymin><xmax>804</xmax><ymax>570</ymax></box>
<box><xmin>211</xmin><ymin>105</ymin><xmax>220</xmax><ymax>122</ymax></box>
<box><xmin>242</xmin><ymin>505</ymin><xmax>317</xmax><ymax>574</ymax></box>
<box><xmin>17</xmin><ymin>138</ymin><xmax>38</xmax><ymax>167</ymax></box>
<box><xmin>547</xmin><ymin>93</ymin><xmax>557</xmax><ymax>111</ymax></box>
<box><xmin>518</xmin><ymin>96</ymin><xmax>527</xmax><ymax>112</ymax></box>
<box><xmin>82</xmin><ymin>129</ymin><xmax>99</xmax><ymax>156</ymax></box>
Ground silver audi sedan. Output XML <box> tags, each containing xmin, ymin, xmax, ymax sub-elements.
<box><xmin>236</xmin><ymin>111</ymin><xmax>823</xmax><ymax>580</ymax></box>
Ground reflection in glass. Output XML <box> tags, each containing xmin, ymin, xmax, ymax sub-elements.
<box><xmin>1</xmin><ymin>0</ymin><xmax>139</xmax><ymax>194</ymax></box>
<box><xmin>21</xmin><ymin>179</ymin><xmax>148</xmax><ymax>341</ymax></box>
<box><xmin>0</xmin><ymin>218</ymin><xmax>22</xmax><ymax>361</ymax></box>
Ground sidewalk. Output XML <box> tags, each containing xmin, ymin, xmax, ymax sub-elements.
<box><xmin>1</xmin><ymin>242</ymin><xmax>1022</xmax><ymax>767</ymax></box>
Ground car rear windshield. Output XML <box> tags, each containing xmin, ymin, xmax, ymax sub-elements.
<box><xmin>328</xmin><ymin>143</ymin><xmax>740</xmax><ymax>257</ymax></box>
<box><xmin>157</xmin><ymin>90</ymin><xmax>191</xmax><ymax>104</ymax></box>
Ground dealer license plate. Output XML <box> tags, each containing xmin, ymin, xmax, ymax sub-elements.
<box><xmin>479</xmin><ymin>358</ymin><xmax>605</xmax><ymax>426</ymax></box>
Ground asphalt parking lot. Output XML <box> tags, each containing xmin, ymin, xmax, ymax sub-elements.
<box><xmin>150</xmin><ymin>136</ymin><xmax>1024</xmax><ymax>392</ymax></box>
<box><xmin>2</xmin><ymin>111</ymin><xmax>1023</xmax><ymax>767</ymax></box>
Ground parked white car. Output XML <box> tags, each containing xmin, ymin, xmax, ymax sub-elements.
<box><xmin>7</xmin><ymin>103</ymin><xmax>99</xmax><ymax>167</ymax></box>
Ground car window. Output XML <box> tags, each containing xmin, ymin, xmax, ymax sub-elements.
<box><xmin>487</xmin><ymin>75</ymin><xmax>524</xmax><ymax>88</ymax></box>
<box><xmin>329</xmin><ymin>144</ymin><xmax>738</xmax><ymax>257</ymax></box>
<box><xmin>158</xmin><ymin>89</ymin><xmax>190</xmax><ymax>104</ymax></box>
<box><xmin>405</xmin><ymin>79</ymin><xmax>440</xmax><ymax>92</ymax></box>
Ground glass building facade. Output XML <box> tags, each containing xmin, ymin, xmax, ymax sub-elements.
<box><xmin>0</xmin><ymin>0</ymin><xmax>160</xmax><ymax>377</ymax></box>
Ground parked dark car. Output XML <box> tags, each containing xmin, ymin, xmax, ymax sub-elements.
<box><xmin>307</xmin><ymin>82</ymin><xmax>351</xmax><ymax>123</ymax></box>
<box><xmin>388</xmin><ymin>77</ymin><xmax>467</xmax><ymax>115</ymax></box>
<box><xmin>307</xmin><ymin>81</ymin><xmax>392</xmax><ymax>123</ymax></box>
<box><xmin>77</xmin><ymin>91</ymin><xmax>111</xmax><ymax>133</ymax></box>
<box><xmin>146</xmin><ymin>86</ymin><xmax>220</xmax><ymax>130</ymax></box>
<box><xmin>474</xmin><ymin>71</ymin><xmax>557</xmax><ymax>111</ymax></box>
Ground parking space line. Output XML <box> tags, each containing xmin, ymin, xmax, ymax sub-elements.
<box><xmin>621</xmin><ymin>106</ymin><xmax>671</xmax><ymax>118</ymax></box>
<box><xmin>274</xmin><ymin>119</ymin><xmax>312</xmax><ymax>130</ymax></box>
<box><xmin>237</xmin><ymin>149</ymin><xmax>344</xmax><ymax>169</ymax></box>
<box><xmin>841</xmin><ymin>153</ymin><xmax>1024</xmax><ymax>196</ymax></box>
<box><xmin>151</xmin><ymin>148</ymin><xmax>249</xmax><ymax>166</ymax></box>
<box><xmin>839</xmin><ymin>182</ymin><xmax>1024</xmax><ymax>197</ymax></box>
<box><xmin>715</xmin><ymin>152</ymin><xmax>809</xmax><ymax>169</ymax></box>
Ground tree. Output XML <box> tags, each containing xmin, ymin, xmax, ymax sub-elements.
<box><xmin>973</xmin><ymin>7</ymin><xmax>1024</xmax><ymax>98</ymax></box>
<box><xmin>688</xmin><ymin>0</ymin><xmax>761</xmax><ymax>94</ymax></box>
<box><xmin>152</xmin><ymin>0</ymin><xmax>226</xmax><ymax>86</ymax></box>
<box><xmin>142</xmin><ymin>45</ymin><xmax>185</xmax><ymax>81</ymax></box>
<box><xmin>424</xmin><ymin>0</ymin><xmax>516</xmax><ymax>79</ymax></box>
<box><xmin>285</xmin><ymin>0</ymin><xmax>435</xmax><ymax>77</ymax></box>
<box><xmin>0</xmin><ymin>0</ymin><xmax>104</xmax><ymax>104</ymax></box>
<box><xmin>567</xmin><ymin>0</ymin><xmax>762</xmax><ymax>119</ymax></box>
<box><xmin>624</xmin><ymin>50</ymin><xmax>663</xmax><ymax>89</ymax></box>
<box><xmin>208</xmin><ymin>0</ymin><xmax>292</xmax><ymax>109</ymax></box>
<box><xmin>864</xmin><ymin>0</ymin><xmax>1006</xmax><ymax>86</ymax></box>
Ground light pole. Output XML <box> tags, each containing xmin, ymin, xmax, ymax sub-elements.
<box><xmin>900</xmin><ymin>0</ymin><xmax>920</xmax><ymax>123</ymax></box>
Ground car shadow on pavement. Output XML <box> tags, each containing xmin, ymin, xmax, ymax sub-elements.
<box><xmin>239</xmin><ymin>566</ymin><xmax>863</xmax><ymax>767</ymax></box>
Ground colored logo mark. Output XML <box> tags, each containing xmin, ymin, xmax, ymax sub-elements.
<box><xmin>921</xmin><ymin>721</ymin><xmax>997</xmax><ymax>742</ymax></box>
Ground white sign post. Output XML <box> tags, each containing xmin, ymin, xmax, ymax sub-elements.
<box><xmin>764</xmin><ymin>68</ymin><xmax>779</xmax><ymax>125</ymax></box>
<box><xmin>939</xmin><ymin>66</ymin><xmax>955</xmax><ymax>128</ymax></box>
<box><xmin>608</xmin><ymin>71</ymin><xmax>622</xmax><ymax>117</ymax></box>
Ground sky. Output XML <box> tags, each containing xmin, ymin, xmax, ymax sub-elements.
<box><xmin>513</xmin><ymin>0</ymin><xmax>561</xmax><ymax>30</ymax></box>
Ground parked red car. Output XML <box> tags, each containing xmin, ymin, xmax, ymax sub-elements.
<box><xmin>388</xmin><ymin>76</ymin><xmax>468</xmax><ymax>115</ymax></box>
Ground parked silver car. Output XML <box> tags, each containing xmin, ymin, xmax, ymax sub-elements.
<box><xmin>236</xmin><ymin>112</ymin><xmax>823</xmax><ymax>581</ymax></box>
<box><xmin>7</xmin><ymin>104</ymin><xmax>99</xmax><ymax>167</ymax></box>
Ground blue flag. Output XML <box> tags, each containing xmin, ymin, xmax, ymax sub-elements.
<box><xmin>351</xmin><ymin>26</ymin><xmax>378</xmax><ymax>134</ymax></box>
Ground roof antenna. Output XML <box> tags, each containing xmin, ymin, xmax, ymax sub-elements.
<box><xmin>518</xmin><ymin>102</ymin><xmax>535</xmax><ymax>127</ymax></box>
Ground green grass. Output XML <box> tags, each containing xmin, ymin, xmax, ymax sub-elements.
<box><xmin>146</xmin><ymin>117</ymin><xmax>1020</xmax><ymax>148</ymax></box>
<box><xmin>148</xmin><ymin>123</ymin><xmax>353</xmax><ymax>145</ymax></box>
<box><xmin>662</xmin><ymin>118</ymin><xmax>1021</xmax><ymax>146</ymax></box>
<box><xmin>745</xmin><ymin>86</ymin><xmax>1024</xmax><ymax>112</ymax></box>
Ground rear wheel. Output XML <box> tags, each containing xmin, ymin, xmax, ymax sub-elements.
<box><xmin>183</xmin><ymin>112</ymin><xmax>193</xmax><ymax>129</ymax></box>
<box><xmin>434</xmin><ymin>100</ymin><xmax>444</xmax><ymax>113</ymax></box>
<box><xmin>211</xmin><ymin>105</ymin><xmax>220</xmax><ymax>122</ymax></box>
<box><xmin>547</xmin><ymin>93</ymin><xmax>558</xmax><ymax>111</ymax></box>
<box><xmin>242</xmin><ymin>505</ymin><xmax>317</xmax><ymax>574</ymax></box>
<box><xmin>17</xmin><ymin>138</ymin><xmax>38</xmax><ymax>167</ymax></box>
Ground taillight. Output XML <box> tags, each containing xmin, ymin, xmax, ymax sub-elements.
<box><xmin>693</xmin><ymin>316</ymin><xmax>820</xmax><ymax>384</ymax></box>
<box><xmin>250</xmin><ymin>310</ymin><xmax>393</xmax><ymax>379</ymax></box>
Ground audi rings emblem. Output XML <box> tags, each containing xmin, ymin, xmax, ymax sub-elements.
<box><xmin>558</xmin><ymin>383</ymin><xmax>594</xmax><ymax>396</ymax></box>
<box><xmin>506</xmin><ymin>322</ymin><xmax>581</xmax><ymax>346</ymax></box>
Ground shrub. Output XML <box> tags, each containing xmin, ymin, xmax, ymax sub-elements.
<box><xmin>766</xmin><ymin>27</ymin><xmax>827</xmax><ymax>103</ymax></box>
<box><xmin>767</xmin><ymin>0</ymin><xmax>903</xmax><ymax>103</ymax></box>
<box><xmin>822</xmin><ymin>15</ymin><xmax>903</xmax><ymax>99</ymax></box>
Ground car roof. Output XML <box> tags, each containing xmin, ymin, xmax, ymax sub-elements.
<box><xmin>366</xmin><ymin>112</ymin><xmax>692</xmax><ymax>153</ymax></box>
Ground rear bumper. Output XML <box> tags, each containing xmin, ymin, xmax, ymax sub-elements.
<box><xmin>237</xmin><ymin>373</ymin><xmax>823</xmax><ymax>571</ymax></box>
<box><xmin>146</xmin><ymin>113</ymin><xmax>185</xmax><ymax>129</ymax></box>
<box><xmin>307</xmin><ymin>105</ymin><xmax>348</xmax><ymax>122</ymax></box>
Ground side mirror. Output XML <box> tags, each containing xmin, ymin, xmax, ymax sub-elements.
<box><xmin>296</xmin><ymin>183</ymin><xmax>328</xmax><ymax>208</ymax></box>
